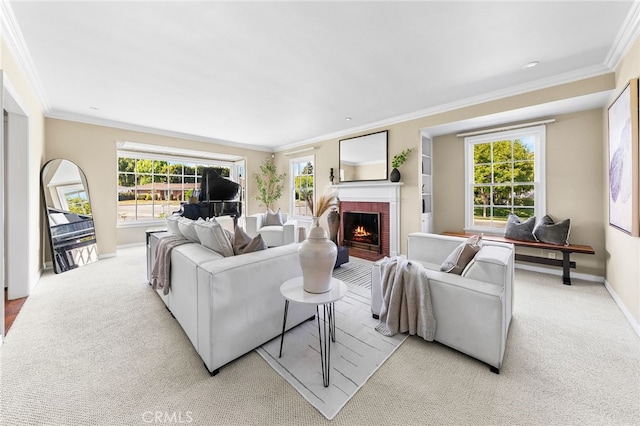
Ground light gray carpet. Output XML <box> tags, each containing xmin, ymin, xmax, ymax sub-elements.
<box><xmin>256</xmin><ymin>281</ymin><xmax>405</xmax><ymax>420</ymax></box>
<box><xmin>1</xmin><ymin>246</ymin><xmax>639</xmax><ymax>425</ymax></box>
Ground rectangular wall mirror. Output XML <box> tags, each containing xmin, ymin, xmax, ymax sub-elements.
<box><xmin>339</xmin><ymin>130</ymin><xmax>388</xmax><ymax>182</ymax></box>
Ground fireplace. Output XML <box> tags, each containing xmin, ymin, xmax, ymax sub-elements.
<box><xmin>342</xmin><ymin>211</ymin><xmax>381</xmax><ymax>253</ymax></box>
<box><xmin>335</xmin><ymin>182</ymin><xmax>400</xmax><ymax>261</ymax></box>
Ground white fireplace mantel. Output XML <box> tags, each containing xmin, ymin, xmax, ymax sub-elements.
<box><xmin>331</xmin><ymin>182</ymin><xmax>402</xmax><ymax>256</ymax></box>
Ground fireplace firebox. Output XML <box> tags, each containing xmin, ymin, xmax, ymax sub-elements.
<box><xmin>342</xmin><ymin>211</ymin><xmax>381</xmax><ymax>253</ymax></box>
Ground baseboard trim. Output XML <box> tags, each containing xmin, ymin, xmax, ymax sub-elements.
<box><xmin>514</xmin><ymin>262</ymin><xmax>604</xmax><ymax>283</ymax></box>
<box><xmin>604</xmin><ymin>279</ymin><xmax>640</xmax><ymax>338</ymax></box>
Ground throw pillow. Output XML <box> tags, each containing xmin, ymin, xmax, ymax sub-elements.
<box><xmin>177</xmin><ymin>217</ymin><xmax>200</xmax><ymax>243</ymax></box>
<box><xmin>264</xmin><ymin>208</ymin><xmax>284</xmax><ymax>226</ymax></box>
<box><xmin>504</xmin><ymin>214</ymin><xmax>536</xmax><ymax>241</ymax></box>
<box><xmin>533</xmin><ymin>215</ymin><xmax>571</xmax><ymax>245</ymax></box>
<box><xmin>166</xmin><ymin>215</ymin><xmax>182</xmax><ymax>236</ymax></box>
<box><xmin>440</xmin><ymin>234</ymin><xmax>483</xmax><ymax>275</ymax></box>
<box><xmin>231</xmin><ymin>226</ymin><xmax>267</xmax><ymax>255</ymax></box>
<box><xmin>194</xmin><ymin>218</ymin><xmax>234</xmax><ymax>257</ymax></box>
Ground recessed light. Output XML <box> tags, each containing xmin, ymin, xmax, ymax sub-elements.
<box><xmin>89</xmin><ymin>106</ymin><xmax>99</xmax><ymax>110</ymax></box>
<box><xmin>523</xmin><ymin>61</ymin><xmax>539</xmax><ymax>69</ymax></box>
<box><xmin>345</xmin><ymin>116</ymin><xmax>352</xmax><ymax>121</ymax></box>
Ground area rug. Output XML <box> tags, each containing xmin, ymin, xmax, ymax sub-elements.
<box><xmin>256</xmin><ymin>278</ymin><xmax>407</xmax><ymax>420</ymax></box>
<box><xmin>331</xmin><ymin>258</ymin><xmax>373</xmax><ymax>289</ymax></box>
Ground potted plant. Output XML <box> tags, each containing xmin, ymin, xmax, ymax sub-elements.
<box><xmin>254</xmin><ymin>158</ymin><xmax>286</xmax><ymax>210</ymax></box>
<box><xmin>390</xmin><ymin>148</ymin><xmax>412</xmax><ymax>182</ymax></box>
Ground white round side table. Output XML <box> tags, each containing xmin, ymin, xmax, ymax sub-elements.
<box><xmin>279</xmin><ymin>277</ymin><xmax>348</xmax><ymax>387</ymax></box>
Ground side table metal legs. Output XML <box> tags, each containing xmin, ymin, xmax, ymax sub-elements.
<box><xmin>278</xmin><ymin>300</ymin><xmax>289</xmax><ymax>358</ymax></box>
<box><xmin>278</xmin><ymin>300</ymin><xmax>337</xmax><ymax>388</ymax></box>
<box><xmin>317</xmin><ymin>303</ymin><xmax>335</xmax><ymax>387</ymax></box>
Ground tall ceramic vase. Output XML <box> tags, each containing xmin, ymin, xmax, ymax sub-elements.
<box><xmin>327</xmin><ymin>209</ymin><xmax>340</xmax><ymax>245</ymax></box>
<box><xmin>299</xmin><ymin>217</ymin><xmax>338</xmax><ymax>293</ymax></box>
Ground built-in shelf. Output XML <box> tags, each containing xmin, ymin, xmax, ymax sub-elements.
<box><xmin>421</xmin><ymin>134</ymin><xmax>433</xmax><ymax>233</ymax></box>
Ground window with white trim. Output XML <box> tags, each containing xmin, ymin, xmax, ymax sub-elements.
<box><xmin>464</xmin><ymin>125</ymin><xmax>546</xmax><ymax>233</ymax></box>
<box><xmin>57</xmin><ymin>184</ymin><xmax>91</xmax><ymax>215</ymax></box>
<box><xmin>290</xmin><ymin>156</ymin><xmax>314</xmax><ymax>218</ymax></box>
<box><xmin>117</xmin><ymin>150</ymin><xmax>240</xmax><ymax>223</ymax></box>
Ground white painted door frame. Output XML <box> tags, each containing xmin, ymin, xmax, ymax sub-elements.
<box><xmin>2</xmin><ymin>74</ymin><xmax>31</xmax><ymax>343</ymax></box>
<box><xmin>0</xmin><ymin>70</ymin><xmax>4</xmax><ymax>343</ymax></box>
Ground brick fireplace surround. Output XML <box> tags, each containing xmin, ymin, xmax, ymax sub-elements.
<box><xmin>332</xmin><ymin>182</ymin><xmax>402</xmax><ymax>262</ymax></box>
<box><xmin>340</xmin><ymin>202</ymin><xmax>389</xmax><ymax>261</ymax></box>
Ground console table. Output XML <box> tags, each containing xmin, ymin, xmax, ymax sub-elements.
<box><xmin>278</xmin><ymin>277</ymin><xmax>348</xmax><ymax>387</ymax></box>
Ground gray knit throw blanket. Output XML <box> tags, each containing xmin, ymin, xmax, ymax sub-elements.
<box><xmin>375</xmin><ymin>257</ymin><xmax>436</xmax><ymax>341</ymax></box>
<box><xmin>150</xmin><ymin>236</ymin><xmax>190</xmax><ymax>295</ymax></box>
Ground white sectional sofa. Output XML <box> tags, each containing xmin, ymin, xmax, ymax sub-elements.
<box><xmin>371</xmin><ymin>232</ymin><xmax>514</xmax><ymax>373</ymax></box>
<box><xmin>148</xmin><ymin>232</ymin><xmax>315</xmax><ymax>375</ymax></box>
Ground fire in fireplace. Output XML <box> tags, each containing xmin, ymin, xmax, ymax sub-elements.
<box><xmin>342</xmin><ymin>211</ymin><xmax>381</xmax><ymax>253</ymax></box>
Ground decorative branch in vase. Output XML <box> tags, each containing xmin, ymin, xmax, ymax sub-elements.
<box><xmin>390</xmin><ymin>148</ymin><xmax>412</xmax><ymax>182</ymax></box>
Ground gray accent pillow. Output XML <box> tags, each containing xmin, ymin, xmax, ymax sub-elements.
<box><xmin>533</xmin><ymin>215</ymin><xmax>571</xmax><ymax>246</ymax></box>
<box><xmin>441</xmin><ymin>234</ymin><xmax>482</xmax><ymax>275</ymax></box>
<box><xmin>231</xmin><ymin>226</ymin><xmax>268</xmax><ymax>255</ymax></box>
<box><xmin>504</xmin><ymin>214</ymin><xmax>536</xmax><ymax>242</ymax></box>
<box><xmin>194</xmin><ymin>218</ymin><xmax>234</xmax><ymax>256</ymax></box>
<box><xmin>264</xmin><ymin>209</ymin><xmax>284</xmax><ymax>226</ymax></box>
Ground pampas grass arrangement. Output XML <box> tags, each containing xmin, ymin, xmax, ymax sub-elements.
<box><xmin>311</xmin><ymin>188</ymin><xmax>339</xmax><ymax>218</ymax></box>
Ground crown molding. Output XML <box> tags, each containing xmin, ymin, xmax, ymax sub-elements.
<box><xmin>0</xmin><ymin>0</ymin><xmax>51</xmax><ymax>112</ymax></box>
<box><xmin>46</xmin><ymin>110</ymin><xmax>273</xmax><ymax>153</ymax></box>
<box><xmin>604</xmin><ymin>0</ymin><xmax>640</xmax><ymax>69</ymax></box>
<box><xmin>278</xmin><ymin>64</ymin><xmax>612</xmax><ymax>152</ymax></box>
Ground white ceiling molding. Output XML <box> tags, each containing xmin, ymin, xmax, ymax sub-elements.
<box><xmin>116</xmin><ymin>141</ymin><xmax>245</xmax><ymax>162</ymax></box>
<box><xmin>455</xmin><ymin>119</ymin><xmax>556</xmax><ymax>138</ymax></box>
<box><xmin>283</xmin><ymin>146</ymin><xmax>318</xmax><ymax>156</ymax></box>
<box><xmin>278</xmin><ymin>64</ymin><xmax>612</xmax><ymax>153</ymax></box>
<box><xmin>48</xmin><ymin>110</ymin><xmax>273</xmax><ymax>153</ymax></box>
<box><xmin>604</xmin><ymin>0</ymin><xmax>640</xmax><ymax>69</ymax></box>
<box><xmin>3</xmin><ymin>1</ymin><xmax>635</xmax><ymax>153</ymax></box>
<box><xmin>421</xmin><ymin>91</ymin><xmax>611</xmax><ymax>139</ymax></box>
<box><xmin>0</xmin><ymin>0</ymin><xmax>50</xmax><ymax>112</ymax></box>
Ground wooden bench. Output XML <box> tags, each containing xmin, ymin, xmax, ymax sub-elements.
<box><xmin>442</xmin><ymin>231</ymin><xmax>595</xmax><ymax>285</ymax></box>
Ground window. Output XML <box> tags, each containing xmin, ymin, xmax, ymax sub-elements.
<box><xmin>117</xmin><ymin>152</ymin><xmax>237</xmax><ymax>223</ymax></box>
<box><xmin>57</xmin><ymin>184</ymin><xmax>91</xmax><ymax>215</ymax></box>
<box><xmin>290</xmin><ymin>156</ymin><xmax>314</xmax><ymax>218</ymax></box>
<box><xmin>464</xmin><ymin>125</ymin><xmax>545</xmax><ymax>232</ymax></box>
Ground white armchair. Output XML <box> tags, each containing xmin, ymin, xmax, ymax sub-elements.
<box><xmin>371</xmin><ymin>233</ymin><xmax>514</xmax><ymax>373</ymax></box>
<box><xmin>245</xmin><ymin>212</ymin><xmax>297</xmax><ymax>247</ymax></box>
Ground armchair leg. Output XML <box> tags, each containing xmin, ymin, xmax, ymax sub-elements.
<box><xmin>489</xmin><ymin>366</ymin><xmax>500</xmax><ymax>374</ymax></box>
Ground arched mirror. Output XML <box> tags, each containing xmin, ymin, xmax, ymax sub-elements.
<box><xmin>41</xmin><ymin>159</ymin><xmax>98</xmax><ymax>273</ymax></box>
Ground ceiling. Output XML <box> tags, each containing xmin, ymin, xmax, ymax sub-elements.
<box><xmin>4</xmin><ymin>1</ymin><xmax>637</xmax><ymax>152</ymax></box>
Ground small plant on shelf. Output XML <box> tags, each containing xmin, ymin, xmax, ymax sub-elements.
<box><xmin>392</xmin><ymin>148</ymin><xmax>412</xmax><ymax>169</ymax></box>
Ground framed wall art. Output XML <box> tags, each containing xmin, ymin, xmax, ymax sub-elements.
<box><xmin>608</xmin><ymin>78</ymin><xmax>639</xmax><ymax>236</ymax></box>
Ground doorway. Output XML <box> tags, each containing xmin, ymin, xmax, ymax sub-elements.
<box><xmin>2</xmin><ymin>74</ymin><xmax>32</xmax><ymax>342</ymax></box>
